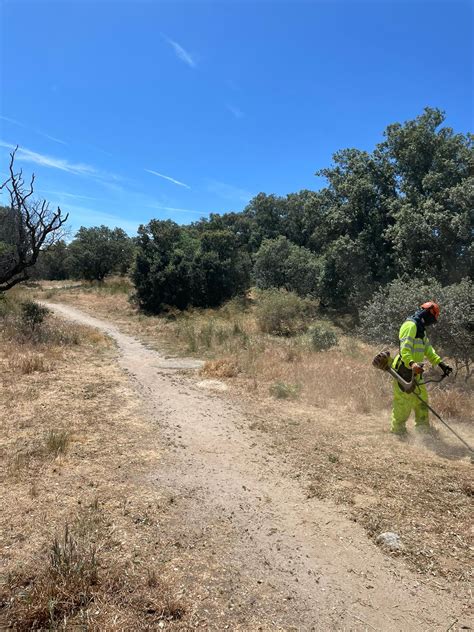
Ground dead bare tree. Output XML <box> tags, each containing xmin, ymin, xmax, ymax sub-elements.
<box><xmin>0</xmin><ymin>147</ymin><xmax>69</xmax><ymax>291</ymax></box>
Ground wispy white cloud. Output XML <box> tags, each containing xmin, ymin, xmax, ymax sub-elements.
<box><xmin>162</xmin><ymin>35</ymin><xmax>196</xmax><ymax>68</ymax></box>
<box><xmin>0</xmin><ymin>115</ymin><xmax>22</xmax><ymax>127</ymax></box>
<box><xmin>145</xmin><ymin>168</ymin><xmax>191</xmax><ymax>189</ymax></box>
<box><xmin>39</xmin><ymin>132</ymin><xmax>67</xmax><ymax>145</ymax></box>
<box><xmin>38</xmin><ymin>189</ymin><xmax>102</xmax><ymax>202</ymax></box>
<box><xmin>0</xmin><ymin>141</ymin><xmax>96</xmax><ymax>176</ymax></box>
<box><xmin>0</xmin><ymin>115</ymin><xmax>67</xmax><ymax>145</ymax></box>
<box><xmin>227</xmin><ymin>104</ymin><xmax>244</xmax><ymax>119</ymax></box>
<box><xmin>207</xmin><ymin>180</ymin><xmax>252</xmax><ymax>204</ymax></box>
<box><xmin>0</xmin><ymin>141</ymin><xmax>125</xmax><ymax>193</ymax></box>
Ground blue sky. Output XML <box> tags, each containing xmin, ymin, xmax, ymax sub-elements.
<box><xmin>1</xmin><ymin>0</ymin><xmax>472</xmax><ymax>235</ymax></box>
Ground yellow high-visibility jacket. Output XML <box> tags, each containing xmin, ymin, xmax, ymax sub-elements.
<box><xmin>396</xmin><ymin>319</ymin><xmax>442</xmax><ymax>369</ymax></box>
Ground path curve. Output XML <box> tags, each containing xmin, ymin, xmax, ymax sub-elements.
<box><xmin>45</xmin><ymin>302</ymin><xmax>469</xmax><ymax>631</ymax></box>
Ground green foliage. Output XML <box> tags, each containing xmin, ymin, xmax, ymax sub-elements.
<box><xmin>190</xmin><ymin>108</ymin><xmax>472</xmax><ymax>316</ymax></box>
<box><xmin>133</xmin><ymin>220</ymin><xmax>251</xmax><ymax>313</ymax></box>
<box><xmin>359</xmin><ymin>277</ymin><xmax>443</xmax><ymax>345</ymax></box>
<box><xmin>360</xmin><ymin>277</ymin><xmax>473</xmax><ymax>378</ymax></box>
<box><xmin>434</xmin><ymin>279</ymin><xmax>474</xmax><ymax>378</ymax></box>
<box><xmin>313</xmin><ymin>147</ymin><xmax>396</xmax><ymax>310</ymax></box>
<box><xmin>132</xmin><ymin>108</ymin><xmax>471</xmax><ymax>319</ymax></box>
<box><xmin>316</xmin><ymin>236</ymin><xmax>372</xmax><ymax>313</ymax></box>
<box><xmin>133</xmin><ymin>220</ymin><xmax>196</xmax><ymax>311</ymax></box>
<box><xmin>308</xmin><ymin>324</ymin><xmax>339</xmax><ymax>351</ymax></box>
<box><xmin>67</xmin><ymin>226</ymin><xmax>134</xmax><ymax>281</ymax></box>
<box><xmin>30</xmin><ymin>241</ymin><xmax>70</xmax><ymax>280</ymax></box>
<box><xmin>21</xmin><ymin>300</ymin><xmax>49</xmax><ymax>334</ymax></box>
<box><xmin>381</xmin><ymin>108</ymin><xmax>473</xmax><ymax>283</ymax></box>
<box><xmin>255</xmin><ymin>288</ymin><xmax>316</xmax><ymax>336</ymax></box>
<box><xmin>269</xmin><ymin>381</ymin><xmax>301</xmax><ymax>400</ymax></box>
<box><xmin>44</xmin><ymin>241</ymin><xmax>70</xmax><ymax>280</ymax></box>
<box><xmin>254</xmin><ymin>236</ymin><xmax>320</xmax><ymax>297</ymax></box>
<box><xmin>197</xmin><ymin>229</ymin><xmax>252</xmax><ymax>307</ymax></box>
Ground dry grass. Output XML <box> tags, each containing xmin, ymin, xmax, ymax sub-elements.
<box><xmin>28</xmin><ymin>278</ymin><xmax>473</xmax><ymax>431</ymax></box>
<box><xmin>24</xmin><ymin>280</ymin><xmax>474</xmax><ymax>590</ymax></box>
<box><xmin>3</xmin><ymin>520</ymin><xmax>184</xmax><ymax>631</ymax></box>
<box><xmin>8</xmin><ymin>350</ymin><xmax>53</xmax><ymax>374</ymax></box>
<box><xmin>0</xmin><ymin>292</ymin><xmax>188</xmax><ymax>630</ymax></box>
<box><xmin>45</xmin><ymin>429</ymin><xmax>71</xmax><ymax>457</ymax></box>
<box><xmin>269</xmin><ymin>381</ymin><xmax>301</xmax><ymax>399</ymax></box>
<box><xmin>431</xmin><ymin>385</ymin><xmax>473</xmax><ymax>420</ymax></box>
<box><xmin>28</xmin><ymin>282</ymin><xmax>392</xmax><ymax>414</ymax></box>
<box><xmin>5</xmin><ymin>524</ymin><xmax>99</xmax><ymax>630</ymax></box>
<box><xmin>201</xmin><ymin>357</ymin><xmax>240</xmax><ymax>378</ymax></box>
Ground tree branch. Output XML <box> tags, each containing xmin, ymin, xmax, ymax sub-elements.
<box><xmin>0</xmin><ymin>148</ymin><xmax>69</xmax><ymax>292</ymax></box>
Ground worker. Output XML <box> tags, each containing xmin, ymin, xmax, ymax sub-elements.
<box><xmin>391</xmin><ymin>301</ymin><xmax>452</xmax><ymax>435</ymax></box>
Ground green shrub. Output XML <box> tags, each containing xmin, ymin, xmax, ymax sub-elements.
<box><xmin>254</xmin><ymin>236</ymin><xmax>321</xmax><ymax>297</ymax></box>
<box><xmin>269</xmin><ymin>381</ymin><xmax>301</xmax><ymax>399</ymax></box>
<box><xmin>67</xmin><ymin>225</ymin><xmax>134</xmax><ymax>281</ymax></box>
<box><xmin>255</xmin><ymin>288</ymin><xmax>316</xmax><ymax>336</ymax></box>
<box><xmin>308</xmin><ymin>324</ymin><xmax>339</xmax><ymax>351</ymax></box>
<box><xmin>21</xmin><ymin>300</ymin><xmax>49</xmax><ymax>335</ymax></box>
<box><xmin>435</xmin><ymin>279</ymin><xmax>474</xmax><ymax>379</ymax></box>
<box><xmin>0</xmin><ymin>292</ymin><xmax>21</xmax><ymax>320</ymax></box>
<box><xmin>133</xmin><ymin>220</ymin><xmax>251</xmax><ymax>312</ymax></box>
<box><xmin>359</xmin><ymin>277</ymin><xmax>442</xmax><ymax>345</ymax></box>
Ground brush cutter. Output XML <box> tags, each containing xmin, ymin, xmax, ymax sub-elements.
<box><xmin>373</xmin><ymin>350</ymin><xmax>474</xmax><ymax>461</ymax></box>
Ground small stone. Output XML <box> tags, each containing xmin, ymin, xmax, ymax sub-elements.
<box><xmin>376</xmin><ymin>531</ymin><xmax>403</xmax><ymax>550</ymax></box>
<box><xmin>196</xmin><ymin>379</ymin><xmax>228</xmax><ymax>392</ymax></box>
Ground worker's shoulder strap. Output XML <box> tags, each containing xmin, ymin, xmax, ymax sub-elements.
<box><xmin>405</xmin><ymin>316</ymin><xmax>425</xmax><ymax>339</ymax></box>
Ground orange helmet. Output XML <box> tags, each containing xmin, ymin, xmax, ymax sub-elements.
<box><xmin>420</xmin><ymin>301</ymin><xmax>440</xmax><ymax>321</ymax></box>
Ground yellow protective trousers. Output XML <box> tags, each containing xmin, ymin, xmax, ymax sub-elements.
<box><xmin>391</xmin><ymin>381</ymin><xmax>430</xmax><ymax>434</ymax></box>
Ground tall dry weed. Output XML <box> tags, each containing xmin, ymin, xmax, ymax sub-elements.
<box><xmin>2</xmin><ymin>525</ymin><xmax>99</xmax><ymax>630</ymax></box>
<box><xmin>9</xmin><ymin>351</ymin><xmax>53</xmax><ymax>374</ymax></box>
<box><xmin>1</xmin><ymin>521</ymin><xmax>185</xmax><ymax>630</ymax></box>
<box><xmin>45</xmin><ymin>429</ymin><xmax>71</xmax><ymax>457</ymax></box>
<box><xmin>201</xmin><ymin>357</ymin><xmax>240</xmax><ymax>378</ymax></box>
<box><xmin>430</xmin><ymin>387</ymin><xmax>472</xmax><ymax>421</ymax></box>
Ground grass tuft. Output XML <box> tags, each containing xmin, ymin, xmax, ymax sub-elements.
<box><xmin>201</xmin><ymin>357</ymin><xmax>240</xmax><ymax>378</ymax></box>
<box><xmin>9</xmin><ymin>352</ymin><xmax>53</xmax><ymax>374</ymax></box>
<box><xmin>3</xmin><ymin>525</ymin><xmax>98</xmax><ymax>630</ymax></box>
<box><xmin>45</xmin><ymin>429</ymin><xmax>71</xmax><ymax>457</ymax></box>
<box><xmin>269</xmin><ymin>381</ymin><xmax>301</xmax><ymax>400</ymax></box>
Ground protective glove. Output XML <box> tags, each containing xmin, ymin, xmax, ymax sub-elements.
<box><xmin>410</xmin><ymin>362</ymin><xmax>424</xmax><ymax>375</ymax></box>
<box><xmin>439</xmin><ymin>361</ymin><xmax>453</xmax><ymax>376</ymax></box>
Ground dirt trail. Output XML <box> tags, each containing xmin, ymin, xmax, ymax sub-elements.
<box><xmin>45</xmin><ymin>302</ymin><xmax>469</xmax><ymax>631</ymax></box>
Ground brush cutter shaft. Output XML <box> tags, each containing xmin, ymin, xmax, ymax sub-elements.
<box><xmin>413</xmin><ymin>392</ymin><xmax>474</xmax><ymax>455</ymax></box>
